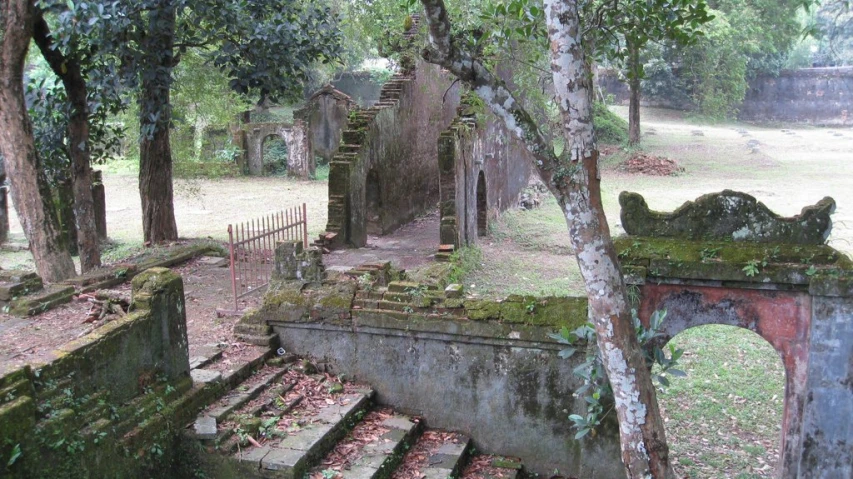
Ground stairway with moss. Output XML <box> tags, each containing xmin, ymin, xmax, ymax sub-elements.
<box><xmin>183</xmin><ymin>354</ymin><xmax>523</xmax><ymax>479</ymax></box>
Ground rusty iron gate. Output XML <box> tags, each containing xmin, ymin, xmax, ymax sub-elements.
<box><xmin>225</xmin><ymin>203</ymin><xmax>308</xmax><ymax>311</ymax></box>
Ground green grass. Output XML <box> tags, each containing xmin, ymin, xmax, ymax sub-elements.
<box><xmin>655</xmin><ymin>325</ymin><xmax>784</xmax><ymax>478</ymax></box>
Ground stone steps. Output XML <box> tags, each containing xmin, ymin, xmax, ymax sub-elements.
<box><xmin>187</xmin><ymin>359</ymin><xmax>523</xmax><ymax>479</ymax></box>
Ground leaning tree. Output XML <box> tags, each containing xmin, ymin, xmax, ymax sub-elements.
<box><xmin>413</xmin><ymin>0</ymin><xmax>711</xmax><ymax>476</ymax></box>
<box><xmin>0</xmin><ymin>0</ymin><xmax>76</xmax><ymax>282</ymax></box>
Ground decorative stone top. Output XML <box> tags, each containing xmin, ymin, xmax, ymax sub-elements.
<box><xmin>309</xmin><ymin>84</ymin><xmax>354</xmax><ymax>105</ymax></box>
<box><xmin>619</xmin><ymin>190</ymin><xmax>835</xmax><ymax>245</ymax></box>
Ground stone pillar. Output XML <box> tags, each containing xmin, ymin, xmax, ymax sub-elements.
<box><xmin>273</xmin><ymin>240</ymin><xmax>324</xmax><ymax>282</ymax></box>
<box><xmin>798</xmin><ymin>277</ymin><xmax>853</xmax><ymax>478</ymax></box>
<box><xmin>91</xmin><ymin>170</ymin><xmax>107</xmax><ymax>241</ymax></box>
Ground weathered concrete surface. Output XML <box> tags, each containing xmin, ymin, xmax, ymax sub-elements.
<box><xmin>270</xmin><ymin>316</ymin><xmax>623</xmax><ymax>479</ymax></box>
<box><xmin>620</xmin><ymin>190</ymin><xmax>835</xmax><ymax>244</ymax></box>
<box><xmin>438</xmin><ymin>113</ymin><xmax>534</xmax><ymax>248</ymax></box>
<box><xmin>307</xmin><ymin>85</ymin><xmax>353</xmax><ymax>165</ymax></box>
<box><xmin>740</xmin><ymin>67</ymin><xmax>853</xmax><ymax>126</ymax></box>
<box><xmin>798</xmin><ymin>281</ymin><xmax>853</xmax><ymax>477</ymax></box>
<box><xmin>240</xmin><ymin>120</ymin><xmax>314</xmax><ymax>178</ymax></box>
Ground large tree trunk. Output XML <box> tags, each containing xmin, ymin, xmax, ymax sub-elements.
<box><xmin>32</xmin><ymin>14</ymin><xmax>102</xmax><ymax>272</ymax></box>
<box><xmin>0</xmin><ymin>0</ymin><xmax>76</xmax><ymax>282</ymax></box>
<box><xmin>138</xmin><ymin>2</ymin><xmax>178</xmax><ymax>244</ymax></box>
<box><xmin>418</xmin><ymin>0</ymin><xmax>674</xmax><ymax>477</ymax></box>
<box><xmin>627</xmin><ymin>38</ymin><xmax>641</xmax><ymax>146</ymax></box>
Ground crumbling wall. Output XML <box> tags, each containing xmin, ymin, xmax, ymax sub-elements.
<box><xmin>438</xmin><ymin>113</ymin><xmax>533</xmax><ymax>248</ymax></box>
<box><xmin>325</xmin><ymin>59</ymin><xmax>460</xmax><ymax>248</ymax></box>
<box><xmin>307</xmin><ymin>86</ymin><xmax>354</xmax><ymax>165</ymax></box>
<box><xmin>0</xmin><ymin>268</ymin><xmax>195</xmax><ymax>478</ymax></box>
<box><xmin>239</xmin><ymin>117</ymin><xmax>314</xmax><ymax>178</ymax></box>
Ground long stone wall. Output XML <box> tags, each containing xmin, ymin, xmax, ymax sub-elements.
<box><xmin>599</xmin><ymin>67</ymin><xmax>853</xmax><ymax>125</ymax></box>
<box><xmin>740</xmin><ymin>67</ymin><xmax>853</xmax><ymax>125</ymax></box>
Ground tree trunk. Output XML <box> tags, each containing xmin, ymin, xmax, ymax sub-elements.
<box><xmin>0</xmin><ymin>0</ymin><xmax>76</xmax><ymax>282</ymax></box>
<box><xmin>32</xmin><ymin>13</ymin><xmax>102</xmax><ymax>272</ymax></box>
<box><xmin>418</xmin><ymin>0</ymin><xmax>674</xmax><ymax>477</ymax></box>
<box><xmin>138</xmin><ymin>2</ymin><xmax>178</xmax><ymax>244</ymax></box>
<box><xmin>627</xmin><ymin>38</ymin><xmax>641</xmax><ymax>146</ymax></box>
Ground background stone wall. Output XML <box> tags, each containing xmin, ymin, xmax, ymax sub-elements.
<box><xmin>599</xmin><ymin>67</ymin><xmax>853</xmax><ymax>125</ymax></box>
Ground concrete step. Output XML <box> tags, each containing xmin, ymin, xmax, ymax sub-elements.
<box><xmin>318</xmin><ymin>409</ymin><xmax>421</xmax><ymax>479</ymax></box>
<box><xmin>190</xmin><ymin>365</ymin><xmax>291</xmax><ymax>441</ymax></box>
<box><xmin>227</xmin><ymin>389</ymin><xmax>374</xmax><ymax>478</ymax></box>
<box><xmin>459</xmin><ymin>454</ymin><xmax>523</xmax><ymax>479</ymax></box>
<box><xmin>395</xmin><ymin>430</ymin><xmax>472</xmax><ymax>479</ymax></box>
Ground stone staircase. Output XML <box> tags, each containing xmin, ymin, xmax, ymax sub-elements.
<box><xmin>184</xmin><ymin>351</ymin><xmax>523</xmax><ymax>479</ymax></box>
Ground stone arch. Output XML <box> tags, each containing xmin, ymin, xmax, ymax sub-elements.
<box><xmin>638</xmin><ymin>283</ymin><xmax>812</xmax><ymax>476</ymax></box>
<box><xmin>658</xmin><ymin>322</ymin><xmax>786</xmax><ymax>475</ymax></box>
<box><xmin>244</xmin><ymin>121</ymin><xmax>314</xmax><ymax>177</ymax></box>
<box><xmin>261</xmin><ymin>134</ymin><xmax>289</xmax><ymax>175</ymax></box>
<box><xmin>476</xmin><ymin>170</ymin><xmax>487</xmax><ymax>237</ymax></box>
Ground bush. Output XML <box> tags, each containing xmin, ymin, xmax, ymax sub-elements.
<box><xmin>592</xmin><ymin>102</ymin><xmax>628</xmax><ymax>145</ymax></box>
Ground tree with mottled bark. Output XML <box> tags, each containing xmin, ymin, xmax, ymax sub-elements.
<box><xmin>0</xmin><ymin>0</ymin><xmax>77</xmax><ymax>282</ymax></box>
<box><xmin>416</xmin><ymin>0</ymin><xmax>700</xmax><ymax>476</ymax></box>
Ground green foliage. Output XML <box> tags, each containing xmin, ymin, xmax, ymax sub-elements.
<box><xmin>312</xmin><ymin>163</ymin><xmax>330</xmax><ymax>181</ymax></box>
<box><xmin>549</xmin><ymin>309</ymin><xmax>685</xmax><ymax>439</ymax></box>
<box><xmin>448</xmin><ymin>247</ymin><xmax>483</xmax><ymax>285</ymax></box>
<box><xmin>262</xmin><ymin>137</ymin><xmax>289</xmax><ymax>176</ymax></box>
<box><xmin>591</xmin><ymin>102</ymin><xmax>628</xmax><ymax>145</ymax></box>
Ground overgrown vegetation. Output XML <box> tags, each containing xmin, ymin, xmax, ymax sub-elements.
<box><xmin>592</xmin><ymin>101</ymin><xmax>629</xmax><ymax>145</ymax></box>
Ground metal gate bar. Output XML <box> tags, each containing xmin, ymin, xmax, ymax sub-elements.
<box><xmin>226</xmin><ymin>203</ymin><xmax>307</xmax><ymax>311</ymax></box>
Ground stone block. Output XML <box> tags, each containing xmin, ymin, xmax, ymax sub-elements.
<box><xmin>193</xmin><ymin>415</ymin><xmax>218</xmax><ymax>440</ymax></box>
<box><xmin>444</xmin><ymin>284</ymin><xmax>463</xmax><ymax>298</ymax></box>
<box><xmin>197</xmin><ymin>256</ymin><xmax>229</xmax><ymax>267</ymax></box>
<box><xmin>191</xmin><ymin>369</ymin><xmax>223</xmax><ymax>385</ymax></box>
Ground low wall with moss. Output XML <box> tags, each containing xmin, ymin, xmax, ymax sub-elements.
<box><xmin>0</xmin><ymin>268</ymin><xmax>202</xmax><ymax>478</ymax></box>
<box><xmin>237</xmin><ymin>256</ymin><xmax>622</xmax><ymax>479</ymax></box>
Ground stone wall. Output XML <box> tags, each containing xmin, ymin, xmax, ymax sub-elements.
<box><xmin>599</xmin><ymin>67</ymin><xmax>853</xmax><ymax>125</ymax></box>
<box><xmin>306</xmin><ymin>86</ymin><xmax>354</xmax><ymax>165</ymax></box>
<box><xmin>235</xmin><ymin>118</ymin><xmax>314</xmax><ymax>178</ymax></box>
<box><xmin>324</xmin><ymin>59</ymin><xmax>460</xmax><ymax>248</ymax></box>
<box><xmin>740</xmin><ymin>67</ymin><xmax>853</xmax><ymax>125</ymax></box>
<box><xmin>0</xmin><ymin>268</ymin><xmax>197</xmax><ymax>478</ymax></box>
<box><xmin>438</xmin><ymin>114</ymin><xmax>534</xmax><ymax>248</ymax></box>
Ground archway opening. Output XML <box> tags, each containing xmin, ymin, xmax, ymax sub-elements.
<box><xmin>262</xmin><ymin>134</ymin><xmax>288</xmax><ymax>175</ymax></box>
<box><xmin>656</xmin><ymin>324</ymin><xmax>785</xmax><ymax>478</ymax></box>
<box><xmin>366</xmin><ymin>168</ymin><xmax>382</xmax><ymax>235</ymax></box>
<box><xmin>476</xmin><ymin>171</ymin><xmax>487</xmax><ymax>237</ymax></box>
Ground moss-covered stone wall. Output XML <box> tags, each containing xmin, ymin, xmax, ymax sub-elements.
<box><xmin>0</xmin><ymin>268</ymin><xmax>200</xmax><ymax>478</ymax></box>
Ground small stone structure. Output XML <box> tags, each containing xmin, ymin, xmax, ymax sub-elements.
<box><xmin>233</xmin><ymin>117</ymin><xmax>314</xmax><ymax>178</ymax></box>
<box><xmin>619</xmin><ymin>191</ymin><xmax>853</xmax><ymax>478</ymax></box>
<box><xmin>306</xmin><ymin>85</ymin><xmax>355</xmax><ymax>165</ymax></box>
<box><xmin>320</xmin><ymin>58</ymin><xmax>461</xmax><ymax>248</ymax></box>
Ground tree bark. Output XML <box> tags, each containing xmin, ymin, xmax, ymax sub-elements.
<box><xmin>627</xmin><ymin>38</ymin><xmax>641</xmax><ymax>146</ymax></box>
<box><xmin>32</xmin><ymin>13</ymin><xmax>102</xmax><ymax>272</ymax></box>
<box><xmin>0</xmin><ymin>0</ymin><xmax>77</xmax><ymax>282</ymax></box>
<box><xmin>418</xmin><ymin>0</ymin><xmax>674</xmax><ymax>477</ymax></box>
<box><xmin>138</xmin><ymin>2</ymin><xmax>178</xmax><ymax>244</ymax></box>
